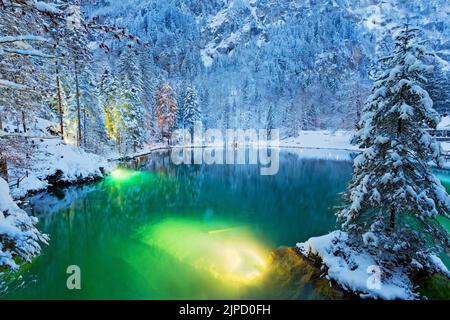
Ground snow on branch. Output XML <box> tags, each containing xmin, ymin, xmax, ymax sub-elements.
<box><xmin>0</xmin><ymin>79</ymin><xmax>27</xmax><ymax>90</ymax></box>
<box><xmin>0</xmin><ymin>35</ymin><xmax>49</xmax><ymax>44</ymax></box>
<box><xmin>10</xmin><ymin>0</ymin><xmax>63</xmax><ymax>15</ymax></box>
<box><xmin>0</xmin><ymin>47</ymin><xmax>55</xmax><ymax>59</ymax></box>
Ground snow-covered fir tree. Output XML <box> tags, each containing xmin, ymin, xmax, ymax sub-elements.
<box><xmin>183</xmin><ymin>85</ymin><xmax>201</xmax><ymax>136</ymax></box>
<box><xmin>79</xmin><ymin>72</ymin><xmax>108</xmax><ymax>153</ymax></box>
<box><xmin>118</xmin><ymin>50</ymin><xmax>147</xmax><ymax>152</ymax></box>
<box><xmin>426</xmin><ymin>66</ymin><xmax>450</xmax><ymax>115</ymax></box>
<box><xmin>285</xmin><ymin>103</ymin><xmax>299</xmax><ymax>137</ymax></box>
<box><xmin>266</xmin><ymin>105</ymin><xmax>275</xmax><ymax>137</ymax></box>
<box><xmin>338</xmin><ymin>25</ymin><xmax>450</xmax><ymax>274</ymax></box>
<box><xmin>155</xmin><ymin>81</ymin><xmax>177</xmax><ymax>143</ymax></box>
<box><xmin>118</xmin><ymin>77</ymin><xmax>146</xmax><ymax>152</ymax></box>
<box><xmin>100</xmin><ymin>66</ymin><xmax>122</xmax><ymax>148</ymax></box>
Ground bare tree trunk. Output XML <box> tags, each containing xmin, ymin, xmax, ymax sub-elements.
<box><xmin>0</xmin><ymin>156</ymin><xmax>8</xmax><ymax>182</ymax></box>
<box><xmin>390</xmin><ymin>208</ymin><xmax>395</xmax><ymax>231</ymax></box>
<box><xmin>21</xmin><ymin>111</ymin><xmax>27</xmax><ymax>133</ymax></box>
<box><xmin>0</xmin><ymin>113</ymin><xmax>3</xmax><ymax>131</ymax></box>
<box><xmin>83</xmin><ymin>106</ymin><xmax>87</xmax><ymax>147</ymax></box>
<box><xmin>56</xmin><ymin>61</ymin><xmax>64</xmax><ymax>139</ymax></box>
<box><xmin>74</xmin><ymin>60</ymin><xmax>82</xmax><ymax>147</ymax></box>
<box><xmin>118</xmin><ymin>134</ymin><xmax>121</xmax><ymax>154</ymax></box>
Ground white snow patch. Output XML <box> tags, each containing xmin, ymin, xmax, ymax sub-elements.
<box><xmin>0</xmin><ymin>79</ymin><xmax>27</xmax><ymax>90</ymax></box>
<box><xmin>437</xmin><ymin>116</ymin><xmax>450</xmax><ymax>130</ymax></box>
<box><xmin>31</xmin><ymin>0</ymin><xmax>62</xmax><ymax>14</ymax></box>
<box><xmin>207</xmin><ymin>9</ymin><xmax>228</xmax><ymax>30</ymax></box>
<box><xmin>201</xmin><ymin>49</ymin><xmax>214</xmax><ymax>67</ymax></box>
<box><xmin>277</xmin><ymin>130</ymin><xmax>359</xmax><ymax>151</ymax></box>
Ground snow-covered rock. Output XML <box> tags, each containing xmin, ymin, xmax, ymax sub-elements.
<box><xmin>297</xmin><ymin>231</ymin><xmax>420</xmax><ymax>300</ymax></box>
<box><xmin>297</xmin><ymin>231</ymin><xmax>450</xmax><ymax>300</ymax></box>
<box><xmin>0</xmin><ymin>178</ymin><xmax>48</xmax><ymax>271</ymax></box>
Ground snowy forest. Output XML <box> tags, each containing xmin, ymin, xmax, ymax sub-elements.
<box><xmin>0</xmin><ymin>0</ymin><xmax>449</xmax><ymax>301</ymax></box>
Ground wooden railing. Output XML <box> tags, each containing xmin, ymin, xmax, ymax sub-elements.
<box><xmin>427</xmin><ymin>129</ymin><xmax>450</xmax><ymax>142</ymax></box>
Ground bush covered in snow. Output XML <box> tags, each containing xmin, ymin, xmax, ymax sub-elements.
<box><xmin>0</xmin><ymin>178</ymin><xmax>48</xmax><ymax>272</ymax></box>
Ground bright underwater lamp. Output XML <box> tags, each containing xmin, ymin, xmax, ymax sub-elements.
<box><xmin>139</xmin><ymin>218</ymin><xmax>270</xmax><ymax>285</ymax></box>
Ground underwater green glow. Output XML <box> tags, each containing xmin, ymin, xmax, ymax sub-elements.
<box><xmin>2</xmin><ymin>151</ymin><xmax>448</xmax><ymax>299</ymax></box>
<box><xmin>434</xmin><ymin>170</ymin><xmax>450</xmax><ymax>233</ymax></box>
<box><xmin>138</xmin><ymin>218</ymin><xmax>269</xmax><ymax>285</ymax></box>
<box><xmin>109</xmin><ymin>167</ymin><xmax>141</xmax><ymax>181</ymax></box>
<box><xmin>435</xmin><ymin>171</ymin><xmax>450</xmax><ymax>186</ymax></box>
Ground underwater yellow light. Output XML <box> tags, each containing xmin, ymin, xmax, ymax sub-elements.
<box><xmin>109</xmin><ymin>168</ymin><xmax>140</xmax><ymax>181</ymax></box>
<box><xmin>139</xmin><ymin>218</ymin><xmax>269</xmax><ymax>285</ymax></box>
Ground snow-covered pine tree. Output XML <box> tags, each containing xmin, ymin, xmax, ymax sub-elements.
<box><xmin>138</xmin><ymin>47</ymin><xmax>158</xmax><ymax>140</ymax></box>
<box><xmin>426</xmin><ymin>66</ymin><xmax>450</xmax><ymax>115</ymax></box>
<box><xmin>0</xmin><ymin>3</ymin><xmax>55</xmax><ymax>131</ymax></box>
<box><xmin>118</xmin><ymin>50</ymin><xmax>146</xmax><ymax>152</ymax></box>
<box><xmin>183</xmin><ymin>85</ymin><xmax>201</xmax><ymax>137</ymax></box>
<box><xmin>80</xmin><ymin>71</ymin><xmax>107</xmax><ymax>153</ymax></box>
<box><xmin>266</xmin><ymin>105</ymin><xmax>275</xmax><ymax>137</ymax></box>
<box><xmin>63</xmin><ymin>0</ymin><xmax>93</xmax><ymax>147</ymax></box>
<box><xmin>301</xmin><ymin>103</ymin><xmax>317</xmax><ymax>130</ymax></box>
<box><xmin>155</xmin><ymin>81</ymin><xmax>177</xmax><ymax>144</ymax></box>
<box><xmin>118</xmin><ymin>76</ymin><xmax>146</xmax><ymax>152</ymax></box>
<box><xmin>338</xmin><ymin>25</ymin><xmax>450</xmax><ymax>273</ymax></box>
<box><xmin>100</xmin><ymin>66</ymin><xmax>122</xmax><ymax>148</ymax></box>
<box><xmin>175</xmin><ymin>85</ymin><xmax>186</xmax><ymax>130</ymax></box>
<box><xmin>285</xmin><ymin>103</ymin><xmax>299</xmax><ymax>137</ymax></box>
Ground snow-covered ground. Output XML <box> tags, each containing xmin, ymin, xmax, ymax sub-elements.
<box><xmin>114</xmin><ymin>128</ymin><xmax>450</xmax><ymax>165</ymax></box>
<box><xmin>437</xmin><ymin>117</ymin><xmax>450</xmax><ymax>154</ymax></box>
<box><xmin>8</xmin><ymin>138</ymin><xmax>110</xmax><ymax>199</ymax></box>
<box><xmin>297</xmin><ymin>231</ymin><xmax>450</xmax><ymax>300</ymax></box>
<box><xmin>437</xmin><ymin>116</ymin><xmax>450</xmax><ymax>130</ymax></box>
<box><xmin>276</xmin><ymin>130</ymin><xmax>358</xmax><ymax>151</ymax></box>
<box><xmin>0</xmin><ymin>177</ymin><xmax>48</xmax><ymax>271</ymax></box>
<box><xmin>2</xmin><ymin>117</ymin><xmax>110</xmax><ymax>199</ymax></box>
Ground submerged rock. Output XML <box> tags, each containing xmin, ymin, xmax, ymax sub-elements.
<box><xmin>251</xmin><ymin>247</ymin><xmax>352</xmax><ymax>299</ymax></box>
<box><xmin>415</xmin><ymin>274</ymin><xmax>450</xmax><ymax>300</ymax></box>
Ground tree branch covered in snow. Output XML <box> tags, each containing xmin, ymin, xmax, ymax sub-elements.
<box><xmin>0</xmin><ymin>79</ymin><xmax>27</xmax><ymax>90</ymax></box>
<box><xmin>0</xmin><ymin>35</ymin><xmax>49</xmax><ymax>44</ymax></box>
<box><xmin>0</xmin><ymin>47</ymin><xmax>55</xmax><ymax>59</ymax></box>
<box><xmin>8</xmin><ymin>0</ymin><xmax>63</xmax><ymax>15</ymax></box>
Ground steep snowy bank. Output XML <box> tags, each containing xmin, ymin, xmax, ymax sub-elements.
<box><xmin>297</xmin><ymin>231</ymin><xmax>450</xmax><ymax>300</ymax></box>
<box><xmin>0</xmin><ymin>178</ymin><xmax>48</xmax><ymax>271</ymax></box>
<box><xmin>8</xmin><ymin>138</ymin><xmax>110</xmax><ymax>199</ymax></box>
<box><xmin>1</xmin><ymin>117</ymin><xmax>110</xmax><ymax>199</ymax></box>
